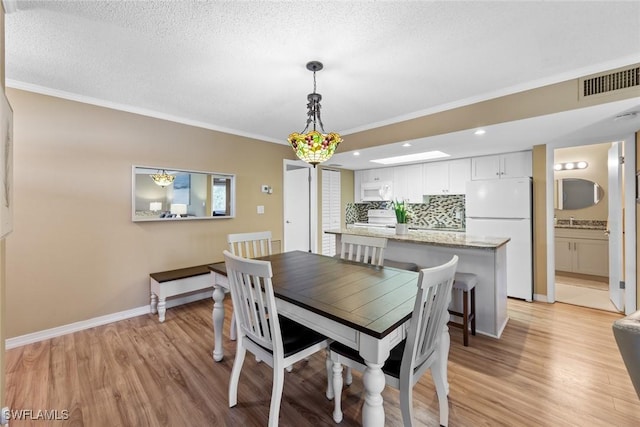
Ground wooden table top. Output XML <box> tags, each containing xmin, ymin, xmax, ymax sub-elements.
<box><xmin>208</xmin><ymin>251</ymin><xmax>419</xmax><ymax>339</ymax></box>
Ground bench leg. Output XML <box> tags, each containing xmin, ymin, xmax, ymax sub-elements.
<box><xmin>150</xmin><ymin>293</ymin><xmax>158</xmax><ymax>314</ymax></box>
<box><xmin>158</xmin><ymin>298</ymin><xmax>167</xmax><ymax>323</ymax></box>
<box><xmin>471</xmin><ymin>288</ymin><xmax>477</xmax><ymax>336</ymax></box>
<box><xmin>212</xmin><ymin>284</ymin><xmax>226</xmax><ymax>362</ymax></box>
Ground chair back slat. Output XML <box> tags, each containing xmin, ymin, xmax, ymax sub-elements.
<box><xmin>228</xmin><ymin>231</ymin><xmax>273</xmax><ymax>258</ymax></box>
<box><xmin>401</xmin><ymin>255</ymin><xmax>458</xmax><ymax>382</ymax></box>
<box><xmin>223</xmin><ymin>250</ymin><xmax>281</xmax><ymax>353</ymax></box>
<box><xmin>339</xmin><ymin>234</ymin><xmax>387</xmax><ymax>266</ymax></box>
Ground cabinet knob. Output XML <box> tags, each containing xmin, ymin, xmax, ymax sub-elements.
<box><xmin>496</xmin><ymin>172</ymin><xmax>499</xmax><ymax>175</ymax></box>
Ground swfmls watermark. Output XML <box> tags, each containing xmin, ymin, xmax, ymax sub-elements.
<box><xmin>1</xmin><ymin>408</ymin><xmax>70</xmax><ymax>423</ymax></box>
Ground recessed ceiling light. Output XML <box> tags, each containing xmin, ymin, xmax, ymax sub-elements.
<box><xmin>402</xmin><ymin>143</ymin><xmax>412</xmax><ymax>147</ymax></box>
<box><xmin>474</xmin><ymin>129</ymin><xmax>486</xmax><ymax>135</ymax></box>
<box><xmin>371</xmin><ymin>151</ymin><xmax>450</xmax><ymax>165</ymax></box>
<box><xmin>353</xmin><ymin>151</ymin><xmax>360</xmax><ymax>156</ymax></box>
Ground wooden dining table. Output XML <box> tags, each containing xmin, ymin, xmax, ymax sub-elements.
<box><xmin>208</xmin><ymin>250</ymin><xmax>450</xmax><ymax>427</ymax></box>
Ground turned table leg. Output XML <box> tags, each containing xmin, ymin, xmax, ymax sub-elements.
<box><xmin>362</xmin><ymin>361</ymin><xmax>385</xmax><ymax>427</ymax></box>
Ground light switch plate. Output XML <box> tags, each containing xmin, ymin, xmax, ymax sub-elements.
<box><xmin>257</xmin><ymin>205</ymin><xmax>265</xmax><ymax>214</ymax></box>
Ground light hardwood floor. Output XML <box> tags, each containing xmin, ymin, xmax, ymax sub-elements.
<box><xmin>5</xmin><ymin>298</ymin><xmax>640</xmax><ymax>426</ymax></box>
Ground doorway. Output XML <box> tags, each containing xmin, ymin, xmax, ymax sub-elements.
<box><xmin>547</xmin><ymin>136</ymin><xmax>636</xmax><ymax>315</ymax></box>
<box><xmin>553</xmin><ymin>142</ymin><xmax>618</xmax><ymax>312</ymax></box>
<box><xmin>283</xmin><ymin>160</ymin><xmax>317</xmax><ymax>253</ymax></box>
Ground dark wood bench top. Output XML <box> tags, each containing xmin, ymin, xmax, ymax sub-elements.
<box><xmin>150</xmin><ymin>264</ymin><xmax>212</xmax><ymax>283</ymax></box>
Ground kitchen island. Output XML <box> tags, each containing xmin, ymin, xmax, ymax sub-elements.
<box><xmin>325</xmin><ymin>226</ymin><xmax>510</xmax><ymax>338</ymax></box>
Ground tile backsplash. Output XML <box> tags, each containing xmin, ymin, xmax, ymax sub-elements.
<box><xmin>346</xmin><ymin>195</ymin><xmax>466</xmax><ymax>229</ymax></box>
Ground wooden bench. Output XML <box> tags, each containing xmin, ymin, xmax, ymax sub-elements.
<box><xmin>149</xmin><ymin>264</ymin><xmax>213</xmax><ymax>322</ymax></box>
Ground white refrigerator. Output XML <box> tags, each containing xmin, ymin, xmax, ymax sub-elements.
<box><xmin>465</xmin><ymin>178</ymin><xmax>533</xmax><ymax>301</ymax></box>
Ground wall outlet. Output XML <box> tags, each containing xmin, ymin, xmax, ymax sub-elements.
<box><xmin>257</xmin><ymin>205</ymin><xmax>265</xmax><ymax>214</ymax></box>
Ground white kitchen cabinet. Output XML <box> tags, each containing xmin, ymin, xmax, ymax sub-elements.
<box><xmin>554</xmin><ymin>228</ymin><xmax>609</xmax><ymax>277</ymax></box>
<box><xmin>355</xmin><ymin>167</ymin><xmax>395</xmax><ymax>202</ymax></box>
<box><xmin>471</xmin><ymin>151</ymin><xmax>532</xmax><ymax>180</ymax></box>
<box><xmin>423</xmin><ymin>158</ymin><xmax>471</xmax><ymax>195</ymax></box>
<box><xmin>360</xmin><ymin>167</ymin><xmax>394</xmax><ymax>183</ymax></box>
<box><xmin>393</xmin><ymin>164</ymin><xmax>423</xmax><ymax>203</ymax></box>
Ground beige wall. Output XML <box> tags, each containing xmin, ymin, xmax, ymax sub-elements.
<box><xmin>344</xmin><ymin>68</ymin><xmax>640</xmax><ymax>151</ymax></box>
<box><xmin>532</xmin><ymin>145</ymin><xmax>547</xmax><ymax>297</ymax></box>
<box><xmin>637</xmin><ymin>131</ymin><xmax>640</xmax><ymax>309</ymax></box>
<box><xmin>554</xmin><ymin>143</ymin><xmax>610</xmax><ymax>221</ymax></box>
<box><xmin>5</xmin><ymin>89</ymin><xmax>296</xmax><ymax>337</ymax></box>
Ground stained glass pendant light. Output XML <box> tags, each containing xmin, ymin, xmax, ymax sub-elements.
<box><xmin>150</xmin><ymin>170</ymin><xmax>175</xmax><ymax>187</ymax></box>
<box><xmin>287</xmin><ymin>61</ymin><xmax>343</xmax><ymax>166</ymax></box>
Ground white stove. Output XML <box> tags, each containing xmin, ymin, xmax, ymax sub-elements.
<box><xmin>352</xmin><ymin>209</ymin><xmax>397</xmax><ymax>228</ymax></box>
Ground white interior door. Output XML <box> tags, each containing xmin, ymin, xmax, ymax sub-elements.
<box><xmin>608</xmin><ymin>142</ymin><xmax>624</xmax><ymax>311</ymax></box>
<box><xmin>284</xmin><ymin>165</ymin><xmax>310</xmax><ymax>252</ymax></box>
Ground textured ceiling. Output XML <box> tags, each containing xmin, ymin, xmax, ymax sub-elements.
<box><xmin>4</xmin><ymin>1</ymin><xmax>640</xmax><ymax>168</ymax></box>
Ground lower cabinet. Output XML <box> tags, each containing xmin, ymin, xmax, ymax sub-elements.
<box><xmin>554</xmin><ymin>228</ymin><xmax>609</xmax><ymax>277</ymax></box>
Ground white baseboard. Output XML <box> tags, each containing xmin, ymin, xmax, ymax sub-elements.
<box><xmin>5</xmin><ymin>289</ymin><xmax>213</xmax><ymax>350</ymax></box>
<box><xmin>534</xmin><ymin>293</ymin><xmax>549</xmax><ymax>303</ymax></box>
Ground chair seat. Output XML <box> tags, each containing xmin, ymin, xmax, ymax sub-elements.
<box><xmin>330</xmin><ymin>340</ymin><xmax>408</xmax><ymax>379</ymax></box>
<box><xmin>248</xmin><ymin>315</ymin><xmax>328</xmax><ymax>358</ymax></box>
<box><xmin>453</xmin><ymin>272</ymin><xmax>478</xmax><ymax>291</ymax></box>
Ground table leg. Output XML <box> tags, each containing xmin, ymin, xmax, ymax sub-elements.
<box><xmin>212</xmin><ymin>284</ymin><xmax>226</xmax><ymax>362</ymax></box>
<box><xmin>362</xmin><ymin>361</ymin><xmax>385</xmax><ymax>427</ymax></box>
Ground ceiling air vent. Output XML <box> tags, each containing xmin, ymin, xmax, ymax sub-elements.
<box><xmin>581</xmin><ymin>65</ymin><xmax>639</xmax><ymax>98</ymax></box>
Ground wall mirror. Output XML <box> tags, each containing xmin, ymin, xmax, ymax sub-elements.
<box><xmin>554</xmin><ymin>178</ymin><xmax>604</xmax><ymax>210</ymax></box>
<box><xmin>132</xmin><ymin>166</ymin><xmax>235</xmax><ymax>222</ymax></box>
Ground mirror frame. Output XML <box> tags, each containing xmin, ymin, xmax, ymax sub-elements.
<box><xmin>131</xmin><ymin>165</ymin><xmax>236</xmax><ymax>222</ymax></box>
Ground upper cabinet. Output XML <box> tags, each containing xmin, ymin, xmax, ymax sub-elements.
<box><xmin>353</xmin><ymin>151</ymin><xmax>531</xmax><ymax>203</ymax></box>
<box><xmin>360</xmin><ymin>168</ymin><xmax>394</xmax><ymax>183</ymax></box>
<box><xmin>393</xmin><ymin>164</ymin><xmax>424</xmax><ymax>203</ymax></box>
<box><xmin>423</xmin><ymin>158</ymin><xmax>471</xmax><ymax>195</ymax></box>
<box><xmin>471</xmin><ymin>151</ymin><xmax>532</xmax><ymax>180</ymax></box>
<box><xmin>354</xmin><ymin>168</ymin><xmax>395</xmax><ymax>202</ymax></box>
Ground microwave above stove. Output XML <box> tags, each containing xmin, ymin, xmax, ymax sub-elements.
<box><xmin>361</xmin><ymin>181</ymin><xmax>393</xmax><ymax>201</ymax></box>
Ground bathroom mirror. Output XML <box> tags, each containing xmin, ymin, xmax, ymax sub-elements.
<box><xmin>132</xmin><ymin>166</ymin><xmax>235</xmax><ymax>222</ymax></box>
<box><xmin>554</xmin><ymin>178</ymin><xmax>604</xmax><ymax>210</ymax></box>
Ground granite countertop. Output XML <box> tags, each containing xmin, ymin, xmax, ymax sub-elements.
<box><xmin>326</xmin><ymin>226</ymin><xmax>510</xmax><ymax>250</ymax></box>
<box><xmin>554</xmin><ymin>219</ymin><xmax>607</xmax><ymax>230</ymax></box>
<box><xmin>554</xmin><ymin>224</ymin><xmax>607</xmax><ymax>230</ymax></box>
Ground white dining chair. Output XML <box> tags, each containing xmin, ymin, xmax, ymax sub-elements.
<box><xmin>223</xmin><ymin>250</ymin><xmax>330</xmax><ymax>427</ymax></box>
<box><xmin>227</xmin><ymin>230</ymin><xmax>272</xmax><ymax>258</ymax></box>
<box><xmin>328</xmin><ymin>255</ymin><xmax>458</xmax><ymax>427</ymax></box>
<box><xmin>226</xmin><ymin>231</ymin><xmax>273</xmax><ymax>341</ymax></box>
<box><xmin>339</xmin><ymin>234</ymin><xmax>387</xmax><ymax>266</ymax></box>
<box><xmin>333</xmin><ymin>234</ymin><xmax>388</xmax><ymax>388</ymax></box>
